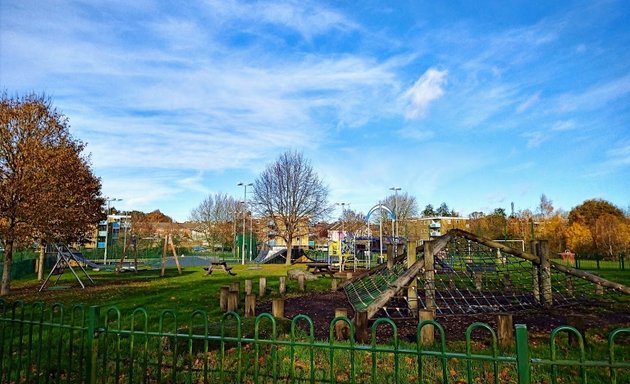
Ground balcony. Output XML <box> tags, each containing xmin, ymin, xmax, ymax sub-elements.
<box><xmin>429</xmin><ymin>222</ymin><xmax>441</xmax><ymax>229</ymax></box>
<box><xmin>430</xmin><ymin>230</ymin><xmax>442</xmax><ymax>237</ymax></box>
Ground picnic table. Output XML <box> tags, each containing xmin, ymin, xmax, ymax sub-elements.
<box><xmin>204</xmin><ymin>260</ymin><xmax>236</xmax><ymax>276</ymax></box>
<box><xmin>306</xmin><ymin>262</ymin><xmax>335</xmax><ymax>277</ymax></box>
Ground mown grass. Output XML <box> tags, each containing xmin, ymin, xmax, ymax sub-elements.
<box><xmin>2</xmin><ymin>263</ymin><xmax>629</xmax><ymax>383</ymax></box>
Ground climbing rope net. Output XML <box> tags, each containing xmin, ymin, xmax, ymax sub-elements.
<box><xmin>344</xmin><ymin>233</ymin><xmax>610</xmax><ymax>318</ymax></box>
<box><xmin>344</xmin><ymin>262</ymin><xmax>409</xmax><ymax>317</ymax></box>
<box><xmin>418</xmin><ymin>236</ymin><xmax>599</xmax><ymax>315</ymax></box>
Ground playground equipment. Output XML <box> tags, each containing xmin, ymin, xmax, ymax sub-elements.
<box><xmin>364</xmin><ymin>203</ymin><xmax>396</xmax><ymax>263</ymax></box>
<box><xmin>39</xmin><ymin>244</ymin><xmax>96</xmax><ymax>291</ymax></box>
<box><xmin>343</xmin><ymin>229</ymin><xmax>630</xmax><ymax>319</ymax></box>
<box><xmin>160</xmin><ymin>233</ymin><xmax>182</xmax><ymax>276</ymax></box>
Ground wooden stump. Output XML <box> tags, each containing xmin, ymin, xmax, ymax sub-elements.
<box><xmin>473</xmin><ymin>273</ymin><xmax>482</xmax><ymax>290</ymax></box>
<box><xmin>259</xmin><ymin>277</ymin><xmax>267</xmax><ymax>297</ymax></box>
<box><xmin>566</xmin><ymin>314</ymin><xmax>586</xmax><ymax>347</ymax></box>
<box><xmin>595</xmin><ymin>283</ymin><xmax>604</xmax><ymax>295</ymax></box>
<box><xmin>227</xmin><ymin>290</ymin><xmax>239</xmax><ymax>312</ymax></box>
<box><xmin>245</xmin><ymin>294</ymin><xmax>256</xmax><ymax>318</ymax></box>
<box><xmin>497</xmin><ymin>313</ymin><xmax>513</xmax><ymax>348</ymax></box>
<box><xmin>354</xmin><ymin>311</ymin><xmax>369</xmax><ymax>343</ymax></box>
<box><xmin>219</xmin><ymin>286</ymin><xmax>230</xmax><ymax>312</ymax></box>
<box><xmin>331</xmin><ymin>279</ymin><xmax>338</xmax><ymax>291</ymax></box>
<box><xmin>298</xmin><ymin>275</ymin><xmax>305</xmax><ymax>292</ymax></box>
<box><xmin>245</xmin><ymin>279</ymin><xmax>252</xmax><ymax>295</ymax></box>
<box><xmin>230</xmin><ymin>282</ymin><xmax>240</xmax><ymax>294</ymax></box>
<box><xmin>334</xmin><ymin>308</ymin><xmax>349</xmax><ymax>340</ymax></box>
<box><xmin>346</xmin><ymin>272</ymin><xmax>353</xmax><ymax>280</ymax></box>
<box><xmin>279</xmin><ymin>276</ymin><xmax>286</xmax><ymax>295</ymax></box>
<box><xmin>272</xmin><ymin>298</ymin><xmax>285</xmax><ymax>318</ymax></box>
<box><xmin>502</xmin><ymin>274</ymin><xmax>512</xmax><ymax>292</ymax></box>
<box><xmin>419</xmin><ymin>309</ymin><xmax>435</xmax><ymax>346</ymax></box>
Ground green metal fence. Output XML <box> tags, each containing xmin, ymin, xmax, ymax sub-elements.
<box><xmin>1</xmin><ymin>299</ymin><xmax>628</xmax><ymax>383</ymax></box>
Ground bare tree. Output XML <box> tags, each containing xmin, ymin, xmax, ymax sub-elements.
<box><xmin>382</xmin><ymin>192</ymin><xmax>418</xmax><ymax>236</ymax></box>
<box><xmin>0</xmin><ymin>93</ymin><xmax>104</xmax><ymax>295</ymax></box>
<box><xmin>537</xmin><ymin>194</ymin><xmax>554</xmax><ymax>219</ymax></box>
<box><xmin>252</xmin><ymin>151</ymin><xmax>331</xmax><ymax>265</ymax></box>
<box><xmin>189</xmin><ymin>193</ymin><xmax>238</xmax><ymax>250</ymax></box>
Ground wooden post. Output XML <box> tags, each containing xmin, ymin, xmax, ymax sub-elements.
<box><xmin>473</xmin><ymin>273</ymin><xmax>482</xmax><ymax>290</ymax></box>
<box><xmin>566</xmin><ymin>314</ymin><xmax>586</xmax><ymax>347</ymax></box>
<box><xmin>219</xmin><ymin>286</ymin><xmax>230</xmax><ymax>311</ymax></box>
<box><xmin>245</xmin><ymin>294</ymin><xmax>256</xmax><ymax>318</ymax></box>
<box><xmin>331</xmin><ymin>279</ymin><xmax>338</xmax><ymax>291</ymax></box>
<box><xmin>539</xmin><ymin>240</ymin><xmax>552</xmax><ymax>306</ymax></box>
<box><xmin>272</xmin><ymin>298</ymin><xmax>285</xmax><ymax>318</ymax></box>
<box><xmin>334</xmin><ymin>308</ymin><xmax>349</xmax><ymax>340</ymax></box>
<box><xmin>502</xmin><ymin>274</ymin><xmax>512</xmax><ymax>292</ymax></box>
<box><xmin>259</xmin><ymin>277</ymin><xmax>267</xmax><ymax>297</ymax></box>
<box><xmin>419</xmin><ymin>308</ymin><xmax>435</xmax><ymax>346</ymax></box>
<box><xmin>227</xmin><ymin>290</ymin><xmax>239</xmax><ymax>311</ymax></box>
<box><xmin>423</xmin><ymin>241</ymin><xmax>435</xmax><ymax>309</ymax></box>
<box><xmin>497</xmin><ymin>313</ymin><xmax>514</xmax><ymax>348</ymax></box>
<box><xmin>531</xmin><ymin>240</ymin><xmax>540</xmax><ymax>303</ymax></box>
<box><xmin>387</xmin><ymin>244</ymin><xmax>394</xmax><ymax>269</ymax></box>
<box><xmin>245</xmin><ymin>279</ymin><xmax>252</xmax><ymax>295</ymax></box>
<box><xmin>230</xmin><ymin>282</ymin><xmax>240</xmax><ymax>295</ymax></box>
<box><xmin>169</xmin><ymin>234</ymin><xmax>182</xmax><ymax>274</ymax></box>
<box><xmin>298</xmin><ymin>274</ymin><xmax>305</xmax><ymax>292</ymax></box>
<box><xmin>407</xmin><ymin>241</ymin><xmax>418</xmax><ymax>315</ymax></box>
<box><xmin>160</xmin><ymin>236</ymin><xmax>168</xmax><ymax>277</ymax></box>
<box><xmin>279</xmin><ymin>276</ymin><xmax>286</xmax><ymax>295</ymax></box>
<box><xmin>346</xmin><ymin>272</ymin><xmax>353</xmax><ymax>280</ymax></box>
<box><xmin>354</xmin><ymin>311</ymin><xmax>369</xmax><ymax>343</ymax></box>
<box><xmin>595</xmin><ymin>283</ymin><xmax>604</xmax><ymax>295</ymax></box>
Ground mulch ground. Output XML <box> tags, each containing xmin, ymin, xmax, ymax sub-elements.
<box><xmin>257</xmin><ymin>290</ymin><xmax>630</xmax><ymax>343</ymax></box>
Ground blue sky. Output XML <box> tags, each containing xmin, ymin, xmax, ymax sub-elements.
<box><xmin>1</xmin><ymin>0</ymin><xmax>629</xmax><ymax>221</ymax></box>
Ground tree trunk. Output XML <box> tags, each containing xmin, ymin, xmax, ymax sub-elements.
<box><xmin>1</xmin><ymin>240</ymin><xmax>14</xmax><ymax>296</ymax></box>
<box><xmin>285</xmin><ymin>234</ymin><xmax>293</xmax><ymax>265</ymax></box>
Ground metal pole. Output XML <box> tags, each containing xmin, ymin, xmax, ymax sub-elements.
<box><xmin>238</xmin><ymin>182</ymin><xmax>252</xmax><ymax>265</ymax></box>
<box><xmin>249</xmin><ymin>212</ymin><xmax>253</xmax><ymax>261</ymax></box>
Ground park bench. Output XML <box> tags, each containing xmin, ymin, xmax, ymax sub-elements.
<box><xmin>204</xmin><ymin>258</ymin><xmax>236</xmax><ymax>276</ymax></box>
<box><xmin>306</xmin><ymin>262</ymin><xmax>335</xmax><ymax>277</ymax></box>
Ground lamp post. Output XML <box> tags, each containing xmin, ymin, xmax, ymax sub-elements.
<box><xmin>335</xmin><ymin>202</ymin><xmax>350</xmax><ymax>240</ymax></box>
<box><xmin>389</xmin><ymin>187</ymin><xmax>401</xmax><ymax>243</ymax></box>
<box><xmin>104</xmin><ymin>197</ymin><xmax>122</xmax><ymax>265</ymax></box>
<box><xmin>237</xmin><ymin>182</ymin><xmax>253</xmax><ymax>265</ymax></box>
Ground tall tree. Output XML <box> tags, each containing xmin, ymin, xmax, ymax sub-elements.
<box><xmin>422</xmin><ymin>204</ymin><xmax>435</xmax><ymax>217</ymax></box>
<box><xmin>537</xmin><ymin>194</ymin><xmax>554</xmax><ymax>219</ymax></box>
<box><xmin>339</xmin><ymin>208</ymin><xmax>367</xmax><ymax>235</ymax></box>
<box><xmin>189</xmin><ymin>193</ymin><xmax>238</xmax><ymax>250</ymax></box>
<box><xmin>252</xmin><ymin>151</ymin><xmax>331</xmax><ymax>265</ymax></box>
<box><xmin>382</xmin><ymin>192</ymin><xmax>418</xmax><ymax>236</ymax></box>
<box><xmin>436</xmin><ymin>202</ymin><xmax>451</xmax><ymax>217</ymax></box>
<box><xmin>0</xmin><ymin>93</ymin><xmax>104</xmax><ymax>295</ymax></box>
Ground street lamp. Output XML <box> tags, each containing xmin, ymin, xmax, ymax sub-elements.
<box><xmin>389</xmin><ymin>187</ymin><xmax>401</xmax><ymax>243</ymax></box>
<box><xmin>237</xmin><ymin>182</ymin><xmax>253</xmax><ymax>265</ymax></box>
<box><xmin>104</xmin><ymin>197</ymin><xmax>122</xmax><ymax>265</ymax></box>
<box><xmin>335</xmin><ymin>202</ymin><xmax>350</xmax><ymax>239</ymax></box>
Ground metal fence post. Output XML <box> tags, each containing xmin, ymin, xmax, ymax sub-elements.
<box><xmin>515</xmin><ymin>324</ymin><xmax>531</xmax><ymax>384</ymax></box>
<box><xmin>85</xmin><ymin>306</ymin><xmax>100</xmax><ymax>384</ymax></box>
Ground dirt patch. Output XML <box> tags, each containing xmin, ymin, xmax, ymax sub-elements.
<box><xmin>258</xmin><ymin>291</ymin><xmax>630</xmax><ymax>343</ymax></box>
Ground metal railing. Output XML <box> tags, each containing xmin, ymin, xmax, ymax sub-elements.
<box><xmin>1</xmin><ymin>299</ymin><xmax>628</xmax><ymax>383</ymax></box>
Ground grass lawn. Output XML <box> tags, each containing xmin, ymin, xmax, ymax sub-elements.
<box><xmin>7</xmin><ymin>263</ymin><xmax>335</xmax><ymax>319</ymax></box>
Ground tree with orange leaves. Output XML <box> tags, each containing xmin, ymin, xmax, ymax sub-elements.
<box><xmin>0</xmin><ymin>93</ymin><xmax>104</xmax><ymax>295</ymax></box>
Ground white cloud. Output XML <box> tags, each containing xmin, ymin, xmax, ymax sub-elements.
<box><xmin>551</xmin><ymin>120</ymin><xmax>576</xmax><ymax>131</ymax></box>
<box><xmin>404</xmin><ymin>68</ymin><xmax>448</xmax><ymax>119</ymax></box>
<box><xmin>516</xmin><ymin>92</ymin><xmax>541</xmax><ymax>113</ymax></box>
<box><xmin>523</xmin><ymin>131</ymin><xmax>548</xmax><ymax>148</ymax></box>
